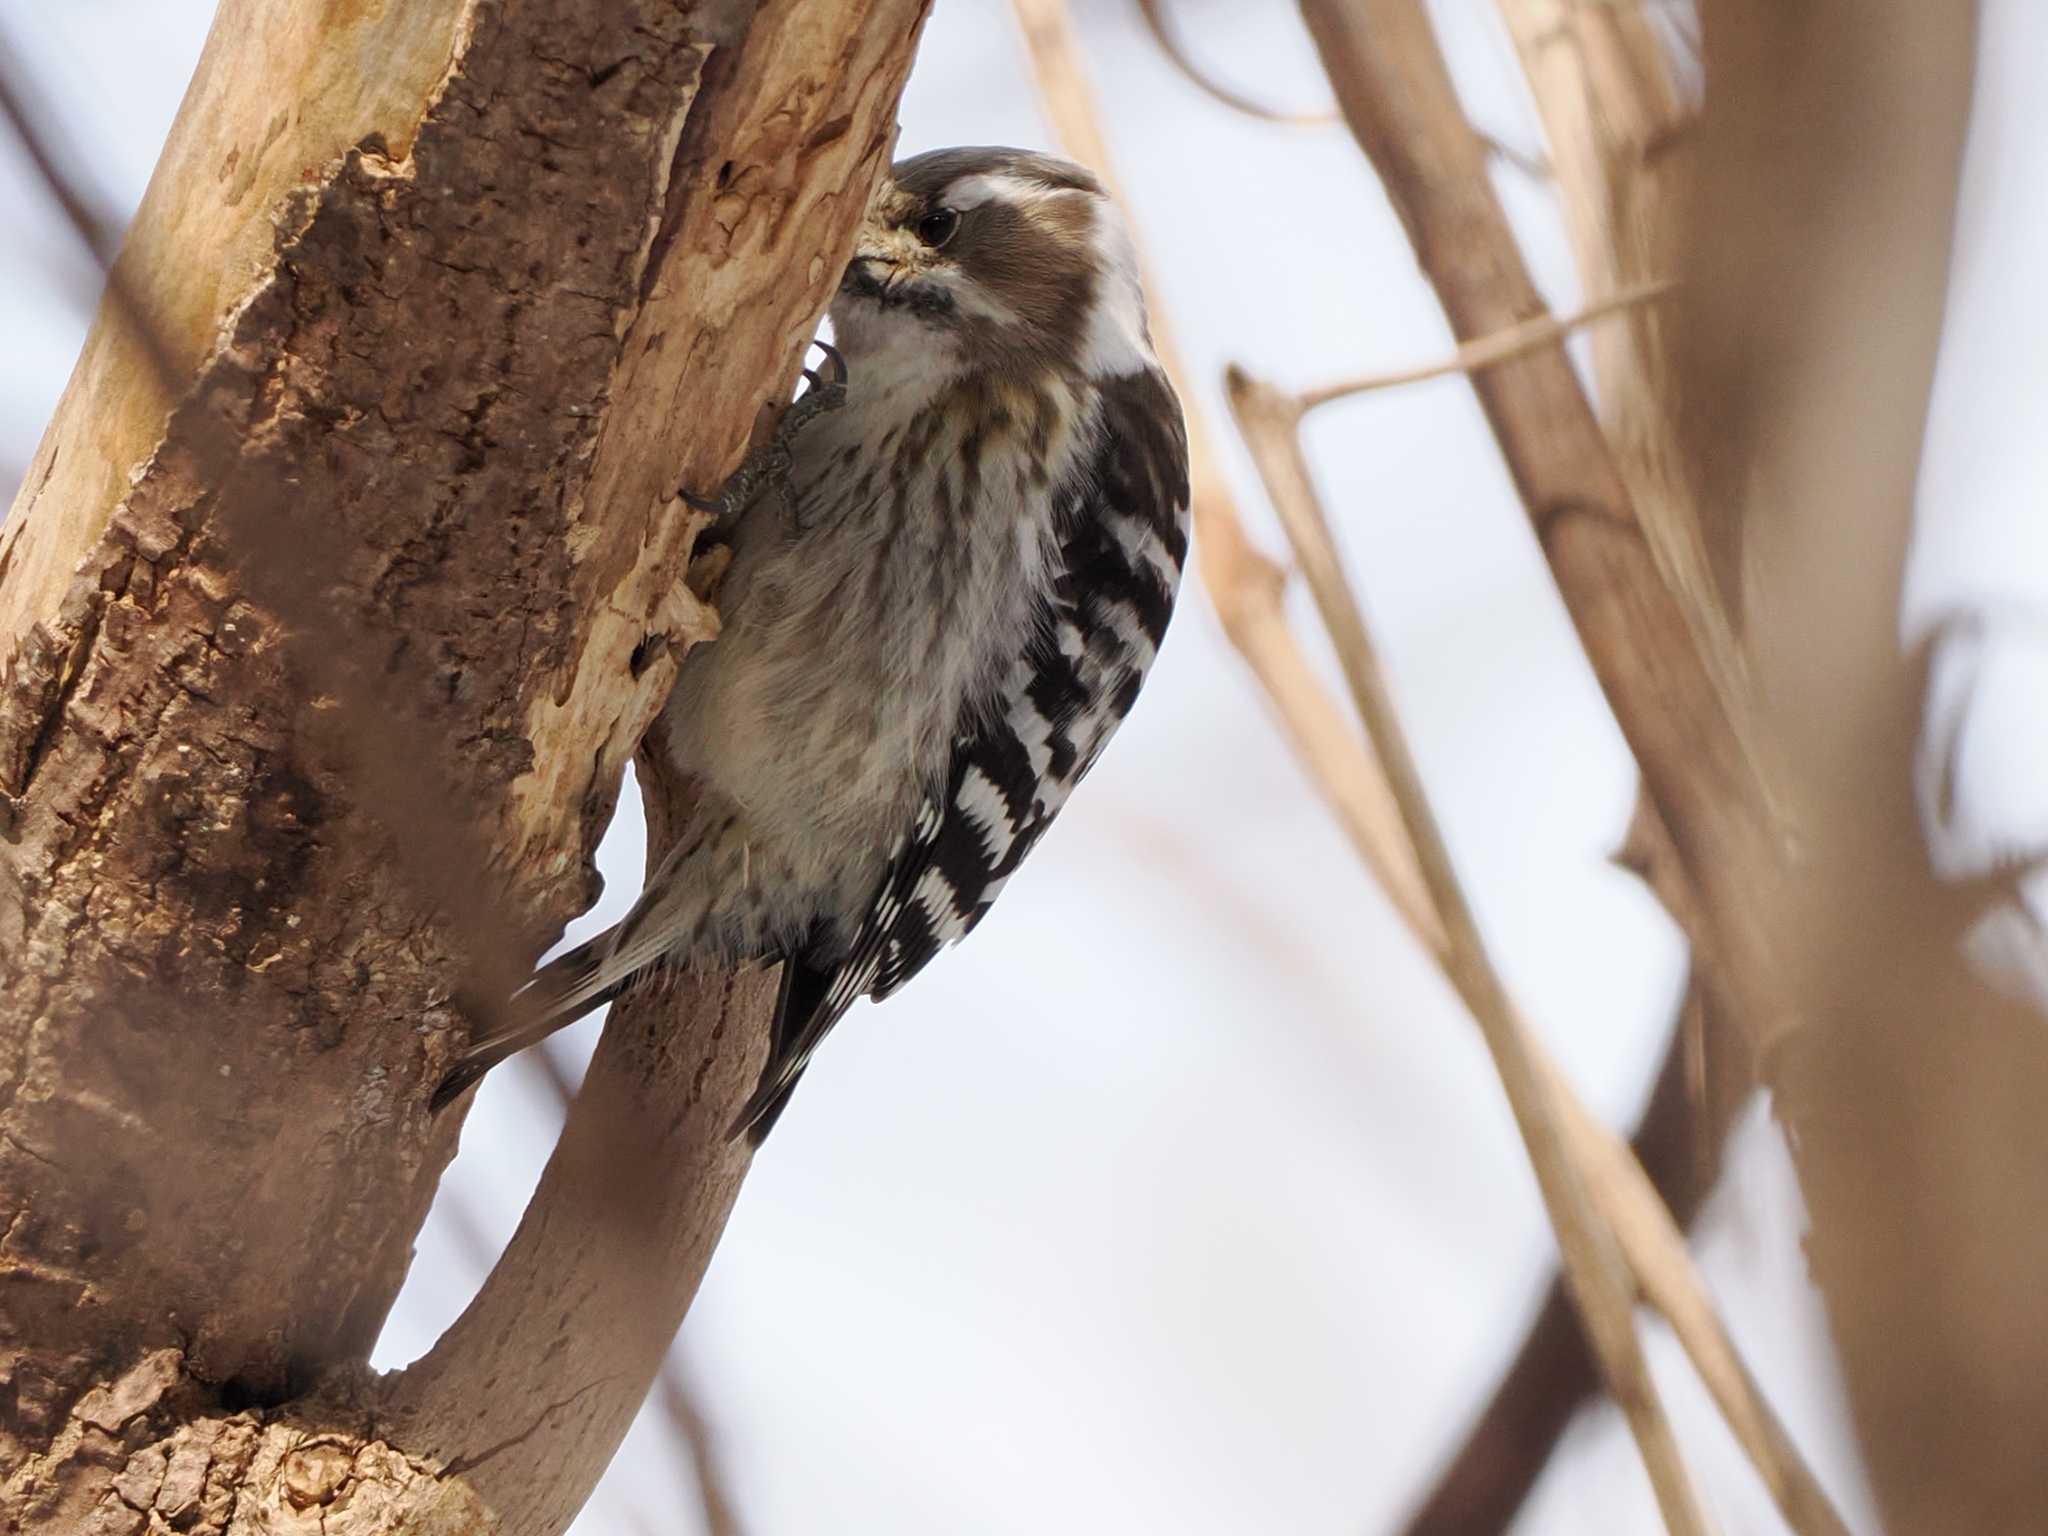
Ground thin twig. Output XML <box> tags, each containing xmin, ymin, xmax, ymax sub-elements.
<box><xmin>1003</xmin><ymin>0</ymin><xmax>1438</xmax><ymax>935</ymax></box>
<box><xmin>1294</xmin><ymin>280</ymin><xmax>1675</xmax><ymax>413</ymax></box>
<box><xmin>1127</xmin><ymin>0</ymin><xmax>1552</xmax><ymax>179</ymax></box>
<box><xmin>1227</xmin><ymin>366</ymin><xmax>1715</xmax><ymax>1536</ymax></box>
<box><xmin>1549</xmin><ymin>1065</ymin><xmax>1850</xmax><ymax>1536</ymax></box>
<box><xmin>1131</xmin><ymin>0</ymin><xmax>1337</xmax><ymax>126</ymax></box>
<box><xmin>1401</xmin><ymin>998</ymin><xmax>1728</xmax><ymax>1536</ymax></box>
<box><xmin>1227</xmin><ymin>372</ymin><xmax>1850</xmax><ymax>1536</ymax></box>
<box><xmin>653</xmin><ymin>1354</ymin><xmax>748</xmax><ymax>1536</ymax></box>
<box><xmin>0</xmin><ymin>52</ymin><xmax>120</xmax><ymax>264</ymax></box>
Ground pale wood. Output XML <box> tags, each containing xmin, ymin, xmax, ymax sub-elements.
<box><xmin>1228</xmin><ymin>365</ymin><xmax>1715</xmax><ymax>1536</ymax></box>
<box><xmin>0</xmin><ymin>2</ymin><xmax>929</xmax><ymax>1532</ymax></box>
<box><xmin>1227</xmin><ymin>364</ymin><xmax>1850</xmax><ymax>1535</ymax></box>
<box><xmin>1294</xmin><ymin>280</ymin><xmax>1674</xmax><ymax>411</ymax></box>
<box><xmin>1491</xmin><ymin>0</ymin><xmax>1735</xmax><ymax>639</ymax></box>
<box><xmin>1676</xmin><ymin>6</ymin><xmax>2048</xmax><ymax>1531</ymax></box>
<box><xmin>1296</xmin><ymin>0</ymin><xmax>1793</xmax><ymax>1075</ymax></box>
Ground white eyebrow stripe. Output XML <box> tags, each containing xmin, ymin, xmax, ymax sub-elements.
<box><xmin>943</xmin><ymin>172</ymin><xmax>1045</xmax><ymax>212</ymax></box>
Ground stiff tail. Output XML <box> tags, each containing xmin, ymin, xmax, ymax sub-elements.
<box><xmin>434</xmin><ymin>904</ymin><xmax>861</xmax><ymax>1145</ymax></box>
<box><xmin>725</xmin><ymin>940</ymin><xmax>875</xmax><ymax>1145</ymax></box>
<box><xmin>431</xmin><ymin>841</ymin><xmax>727</xmax><ymax>1112</ymax></box>
<box><xmin>429</xmin><ymin>929</ymin><xmax>631</xmax><ymax>1112</ymax></box>
<box><xmin>726</xmin><ymin>953</ymin><xmax>831</xmax><ymax>1144</ymax></box>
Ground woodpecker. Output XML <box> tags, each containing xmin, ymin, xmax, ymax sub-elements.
<box><xmin>437</xmin><ymin>147</ymin><xmax>1191</xmax><ymax>1139</ymax></box>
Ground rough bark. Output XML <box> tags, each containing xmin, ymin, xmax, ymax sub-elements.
<box><xmin>0</xmin><ymin>1</ymin><xmax>928</xmax><ymax>1531</ymax></box>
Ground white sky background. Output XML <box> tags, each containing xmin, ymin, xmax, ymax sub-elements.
<box><xmin>3</xmin><ymin>1</ymin><xmax>2044</xmax><ymax>1531</ymax></box>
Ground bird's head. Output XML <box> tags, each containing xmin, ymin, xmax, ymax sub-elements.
<box><xmin>828</xmin><ymin>146</ymin><xmax>1156</xmax><ymax>382</ymax></box>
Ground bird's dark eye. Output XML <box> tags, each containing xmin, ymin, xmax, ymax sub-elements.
<box><xmin>915</xmin><ymin>207</ymin><xmax>960</xmax><ymax>249</ymax></box>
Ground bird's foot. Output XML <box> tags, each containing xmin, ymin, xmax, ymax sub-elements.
<box><xmin>680</xmin><ymin>340</ymin><xmax>848</xmax><ymax>526</ymax></box>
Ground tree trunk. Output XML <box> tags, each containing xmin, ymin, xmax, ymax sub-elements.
<box><xmin>0</xmin><ymin>2</ymin><xmax>928</xmax><ymax>1531</ymax></box>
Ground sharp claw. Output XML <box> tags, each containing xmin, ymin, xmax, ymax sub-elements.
<box><xmin>810</xmin><ymin>338</ymin><xmax>848</xmax><ymax>386</ymax></box>
<box><xmin>677</xmin><ymin>343</ymin><xmax>845</xmax><ymax>526</ymax></box>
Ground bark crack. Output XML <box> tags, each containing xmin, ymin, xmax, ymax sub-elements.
<box><xmin>437</xmin><ymin>1375</ymin><xmax>615</xmax><ymax>1480</ymax></box>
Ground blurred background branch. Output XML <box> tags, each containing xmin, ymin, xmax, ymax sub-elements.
<box><xmin>4</xmin><ymin>0</ymin><xmax>2042</xmax><ymax>1532</ymax></box>
<box><xmin>1019</xmin><ymin>0</ymin><xmax>1851</xmax><ymax>1531</ymax></box>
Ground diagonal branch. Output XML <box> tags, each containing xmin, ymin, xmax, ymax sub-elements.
<box><xmin>1228</xmin><ymin>360</ymin><xmax>1850</xmax><ymax>1536</ymax></box>
<box><xmin>1229</xmin><ymin>367</ymin><xmax>1713</xmax><ymax>1536</ymax></box>
<box><xmin>1297</xmin><ymin>0</ymin><xmax>1791</xmax><ymax>1063</ymax></box>
<box><xmin>1292</xmin><ymin>280</ymin><xmax>1676</xmax><ymax>412</ymax></box>
<box><xmin>1399</xmin><ymin>989</ymin><xmax>1729</xmax><ymax>1536</ymax></box>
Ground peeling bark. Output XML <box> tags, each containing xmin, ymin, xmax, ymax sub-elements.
<box><xmin>0</xmin><ymin>1</ymin><xmax>930</xmax><ymax>1531</ymax></box>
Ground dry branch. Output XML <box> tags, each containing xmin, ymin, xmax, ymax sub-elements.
<box><xmin>1489</xmin><ymin>0</ymin><xmax>1731</xmax><ymax>644</ymax></box>
<box><xmin>0</xmin><ymin>3</ymin><xmax>928</xmax><ymax>1532</ymax></box>
<box><xmin>1293</xmin><ymin>282</ymin><xmax>1673</xmax><ymax>412</ymax></box>
<box><xmin>1226</xmin><ymin>371</ymin><xmax>1848</xmax><ymax>1536</ymax></box>
<box><xmin>1010</xmin><ymin>1</ymin><xmax>1841</xmax><ymax>1531</ymax></box>
<box><xmin>1296</xmin><ymin>0</ymin><xmax>1789</xmax><ymax>1064</ymax></box>
<box><xmin>1247</xmin><ymin>393</ymin><xmax>1716</xmax><ymax>1536</ymax></box>
<box><xmin>1130</xmin><ymin>0</ymin><xmax>1338</xmax><ymax>126</ymax></box>
<box><xmin>1400</xmin><ymin>1016</ymin><xmax>1724</xmax><ymax>1536</ymax></box>
<box><xmin>518</xmin><ymin>1042</ymin><xmax>752</xmax><ymax>1536</ymax></box>
<box><xmin>1676</xmin><ymin>6</ymin><xmax>2048</xmax><ymax>1531</ymax></box>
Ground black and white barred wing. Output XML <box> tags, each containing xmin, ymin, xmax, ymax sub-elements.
<box><xmin>731</xmin><ymin>368</ymin><xmax>1190</xmax><ymax>1139</ymax></box>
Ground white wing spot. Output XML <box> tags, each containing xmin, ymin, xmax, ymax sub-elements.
<box><xmin>955</xmin><ymin>765</ymin><xmax>1020</xmax><ymax>861</ymax></box>
<box><xmin>910</xmin><ymin>868</ymin><xmax>973</xmax><ymax>944</ymax></box>
<box><xmin>1095</xmin><ymin>595</ymin><xmax>1158</xmax><ymax>672</ymax></box>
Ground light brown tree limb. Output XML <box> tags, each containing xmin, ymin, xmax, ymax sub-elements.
<box><xmin>0</xmin><ymin>3</ymin><xmax>928</xmax><ymax>1532</ymax></box>
<box><xmin>1296</xmin><ymin>0</ymin><xmax>1792</xmax><ymax>1066</ymax></box>
<box><xmin>1227</xmin><ymin>368</ymin><xmax>1849</xmax><ymax>1536</ymax></box>
<box><xmin>1490</xmin><ymin>0</ymin><xmax>1760</xmax><ymax>842</ymax></box>
<box><xmin>1677</xmin><ymin>6</ymin><xmax>2048</xmax><ymax>1532</ymax></box>
<box><xmin>1229</xmin><ymin>367</ymin><xmax>1715</xmax><ymax>1536</ymax></box>
<box><xmin>526</xmin><ymin>1042</ymin><xmax>752</xmax><ymax>1536</ymax></box>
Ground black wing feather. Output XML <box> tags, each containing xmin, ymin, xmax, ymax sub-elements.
<box><xmin>729</xmin><ymin>367</ymin><xmax>1190</xmax><ymax>1142</ymax></box>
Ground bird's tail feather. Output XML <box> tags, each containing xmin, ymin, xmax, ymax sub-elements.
<box><xmin>725</xmin><ymin>946</ymin><xmax>875</xmax><ymax>1144</ymax></box>
<box><xmin>430</xmin><ymin>926</ymin><xmax>635</xmax><ymax>1111</ymax></box>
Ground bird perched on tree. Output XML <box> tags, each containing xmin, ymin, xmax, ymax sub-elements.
<box><xmin>436</xmin><ymin>147</ymin><xmax>1190</xmax><ymax>1139</ymax></box>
